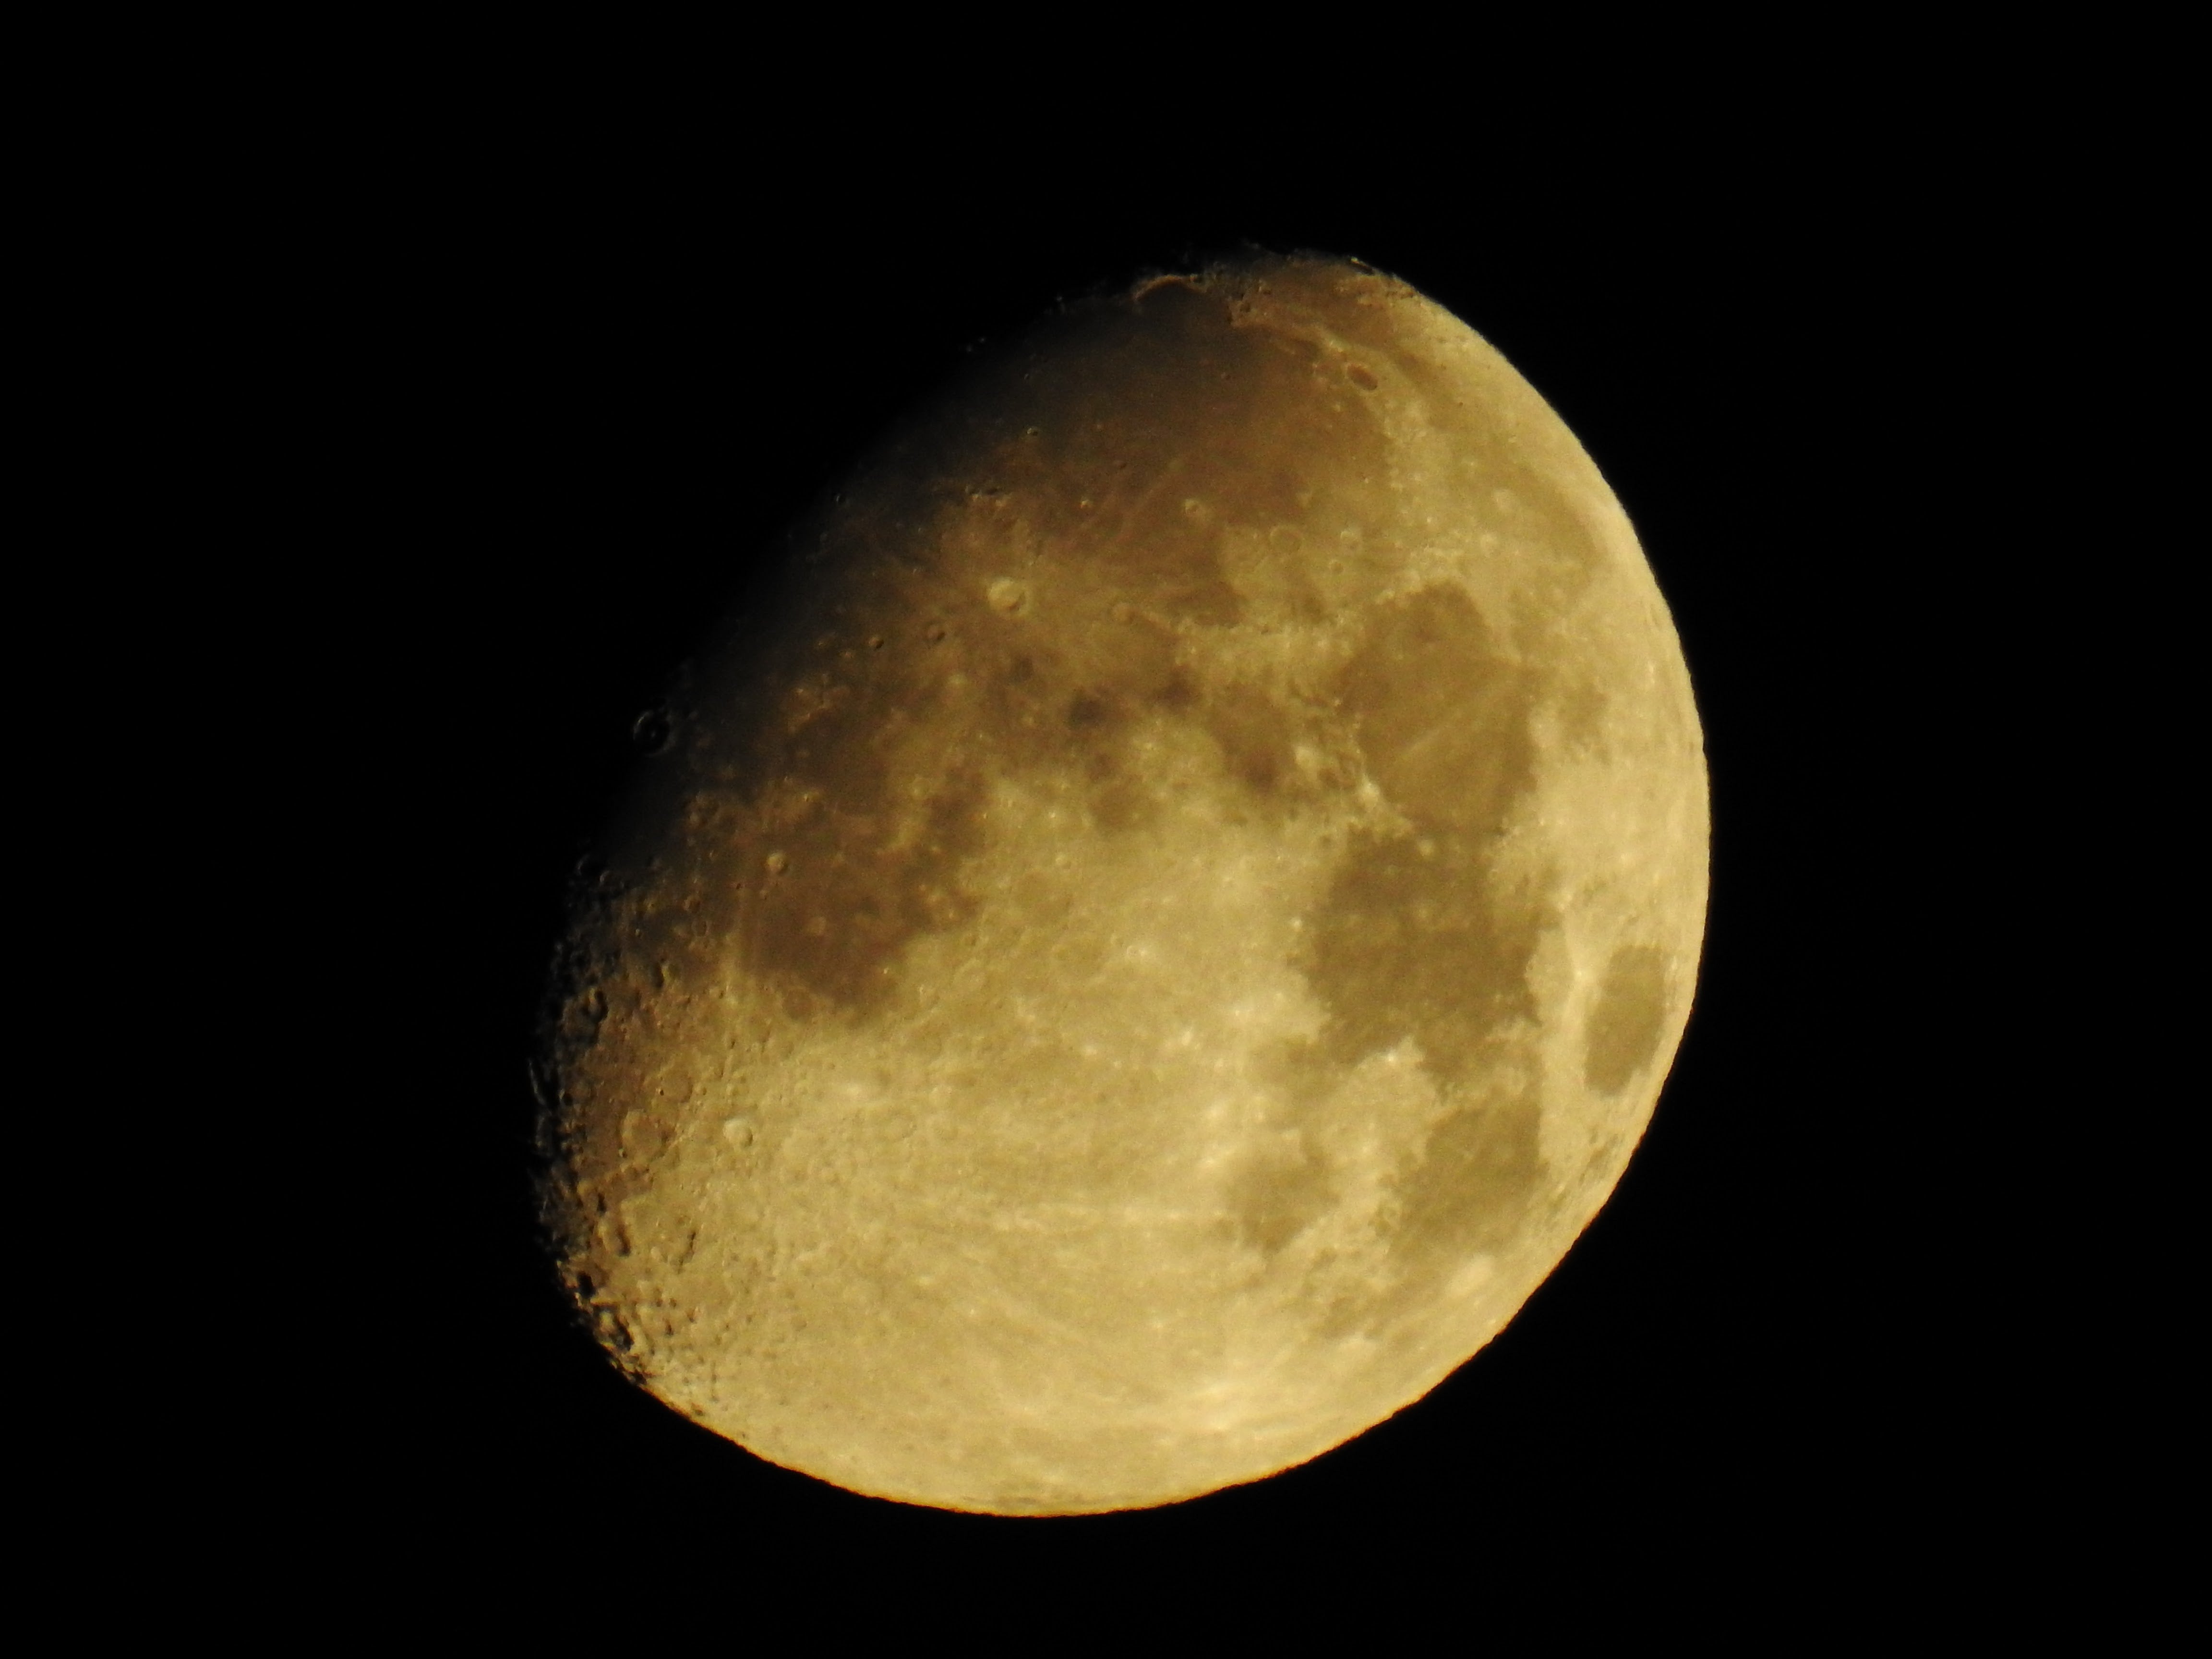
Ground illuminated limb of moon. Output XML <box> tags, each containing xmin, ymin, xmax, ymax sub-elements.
<box><xmin>544</xmin><ymin>257</ymin><xmax>1708</xmax><ymax>1514</ymax></box>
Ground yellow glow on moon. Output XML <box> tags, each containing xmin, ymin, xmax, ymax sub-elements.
<box><xmin>542</xmin><ymin>256</ymin><xmax>1707</xmax><ymax>1514</ymax></box>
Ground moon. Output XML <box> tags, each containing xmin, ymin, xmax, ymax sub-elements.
<box><xmin>541</xmin><ymin>255</ymin><xmax>1707</xmax><ymax>1515</ymax></box>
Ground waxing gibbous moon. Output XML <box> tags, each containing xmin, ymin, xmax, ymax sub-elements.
<box><xmin>541</xmin><ymin>255</ymin><xmax>1707</xmax><ymax>1515</ymax></box>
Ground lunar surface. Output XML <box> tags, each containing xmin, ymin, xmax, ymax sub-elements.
<box><xmin>541</xmin><ymin>255</ymin><xmax>1707</xmax><ymax>1514</ymax></box>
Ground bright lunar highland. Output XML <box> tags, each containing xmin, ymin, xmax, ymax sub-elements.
<box><xmin>543</xmin><ymin>256</ymin><xmax>1708</xmax><ymax>1514</ymax></box>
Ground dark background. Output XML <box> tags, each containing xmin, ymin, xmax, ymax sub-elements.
<box><xmin>309</xmin><ymin>123</ymin><xmax>2021</xmax><ymax>1601</ymax></box>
